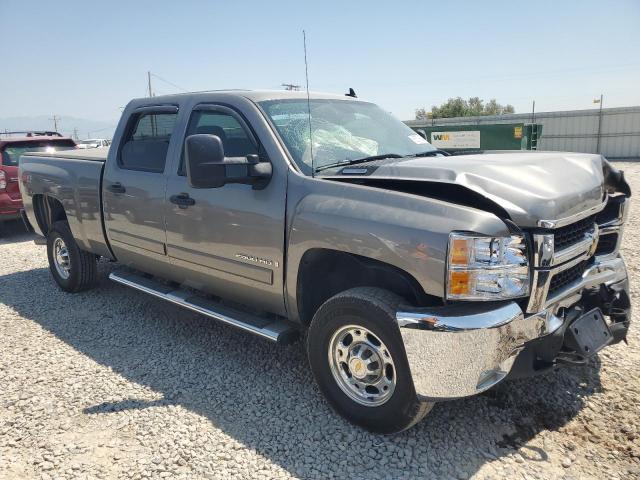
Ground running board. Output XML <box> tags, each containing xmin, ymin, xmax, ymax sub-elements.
<box><xmin>109</xmin><ymin>270</ymin><xmax>298</xmax><ymax>344</ymax></box>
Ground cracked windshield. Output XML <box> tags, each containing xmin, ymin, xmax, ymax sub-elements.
<box><xmin>260</xmin><ymin>99</ymin><xmax>436</xmax><ymax>174</ymax></box>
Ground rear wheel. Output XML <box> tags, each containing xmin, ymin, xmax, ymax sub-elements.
<box><xmin>47</xmin><ymin>221</ymin><xmax>97</xmax><ymax>292</ymax></box>
<box><xmin>307</xmin><ymin>287</ymin><xmax>433</xmax><ymax>433</ymax></box>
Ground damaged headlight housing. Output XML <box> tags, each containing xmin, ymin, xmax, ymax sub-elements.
<box><xmin>446</xmin><ymin>233</ymin><xmax>529</xmax><ymax>300</ymax></box>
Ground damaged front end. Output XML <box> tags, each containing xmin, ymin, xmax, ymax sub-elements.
<box><xmin>507</xmin><ymin>262</ymin><xmax>631</xmax><ymax>379</ymax></box>
<box><xmin>344</xmin><ymin>154</ymin><xmax>633</xmax><ymax>398</ymax></box>
<box><xmin>508</xmin><ymin>188</ymin><xmax>631</xmax><ymax>379</ymax></box>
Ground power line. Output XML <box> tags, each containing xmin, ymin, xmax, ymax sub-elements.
<box><xmin>150</xmin><ymin>72</ymin><xmax>189</xmax><ymax>93</ymax></box>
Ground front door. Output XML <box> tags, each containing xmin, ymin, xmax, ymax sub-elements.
<box><xmin>164</xmin><ymin>105</ymin><xmax>287</xmax><ymax>315</ymax></box>
<box><xmin>102</xmin><ymin>106</ymin><xmax>178</xmax><ymax>274</ymax></box>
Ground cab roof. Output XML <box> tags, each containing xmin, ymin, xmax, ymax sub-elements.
<box><xmin>129</xmin><ymin>89</ymin><xmax>365</xmax><ymax>104</ymax></box>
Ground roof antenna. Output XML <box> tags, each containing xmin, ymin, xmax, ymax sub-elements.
<box><xmin>345</xmin><ymin>88</ymin><xmax>357</xmax><ymax>98</ymax></box>
<box><xmin>303</xmin><ymin>30</ymin><xmax>315</xmax><ymax>178</ymax></box>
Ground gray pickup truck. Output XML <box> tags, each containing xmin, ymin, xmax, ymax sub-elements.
<box><xmin>19</xmin><ymin>90</ymin><xmax>631</xmax><ymax>433</ymax></box>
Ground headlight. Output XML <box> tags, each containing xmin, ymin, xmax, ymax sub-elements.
<box><xmin>446</xmin><ymin>233</ymin><xmax>529</xmax><ymax>300</ymax></box>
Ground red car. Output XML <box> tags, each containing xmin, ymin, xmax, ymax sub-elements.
<box><xmin>0</xmin><ymin>132</ymin><xmax>76</xmax><ymax>227</ymax></box>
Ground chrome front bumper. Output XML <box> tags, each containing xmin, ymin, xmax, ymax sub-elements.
<box><xmin>396</xmin><ymin>254</ymin><xmax>629</xmax><ymax>401</ymax></box>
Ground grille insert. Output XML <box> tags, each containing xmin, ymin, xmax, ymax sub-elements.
<box><xmin>548</xmin><ymin>260</ymin><xmax>588</xmax><ymax>297</ymax></box>
<box><xmin>595</xmin><ymin>233</ymin><xmax>618</xmax><ymax>255</ymax></box>
<box><xmin>553</xmin><ymin>215</ymin><xmax>596</xmax><ymax>251</ymax></box>
<box><xmin>596</xmin><ymin>196</ymin><xmax>625</xmax><ymax>225</ymax></box>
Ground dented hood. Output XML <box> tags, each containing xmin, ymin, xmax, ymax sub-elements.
<box><xmin>335</xmin><ymin>152</ymin><xmax>610</xmax><ymax>227</ymax></box>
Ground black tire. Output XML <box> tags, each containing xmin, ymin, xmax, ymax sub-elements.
<box><xmin>47</xmin><ymin>221</ymin><xmax>98</xmax><ymax>292</ymax></box>
<box><xmin>307</xmin><ymin>287</ymin><xmax>433</xmax><ymax>434</ymax></box>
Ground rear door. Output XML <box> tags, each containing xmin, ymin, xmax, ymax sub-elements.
<box><xmin>163</xmin><ymin>104</ymin><xmax>288</xmax><ymax>315</ymax></box>
<box><xmin>102</xmin><ymin>106</ymin><xmax>178</xmax><ymax>274</ymax></box>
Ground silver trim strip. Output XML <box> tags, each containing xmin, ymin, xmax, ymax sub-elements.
<box><xmin>599</xmin><ymin>224</ymin><xmax>621</xmax><ymax>236</ymax></box>
<box><xmin>554</xmin><ymin>226</ymin><xmax>599</xmax><ymax>266</ymax></box>
<box><xmin>543</xmin><ymin>255</ymin><xmax>627</xmax><ymax>309</ymax></box>
<box><xmin>532</xmin><ymin>233</ymin><xmax>554</xmax><ymax>268</ymax></box>
<box><xmin>532</xmin><ymin>227</ymin><xmax>598</xmax><ymax>269</ymax></box>
<box><xmin>527</xmin><ymin>268</ymin><xmax>551</xmax><ymax>313</ymax></box>
<box><xmin>397</xmin><ymin>302</ymin><xmax>523</xmax><ymax>331</ymax></box>
<box><xmin>527</xmin><ymin>250</ymin><xmax>594</xmax><ymax>312</ymax></box>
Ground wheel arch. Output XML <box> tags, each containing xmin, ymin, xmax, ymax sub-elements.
<box><xmin>33</xmin><ymin>194</ymin><xmax>68</xmax><ymax>235</ymax></box>
<box><xmin>294</xmin><ymin>248</ymin><xmax>439</xmax><ymax>326</ymax></box>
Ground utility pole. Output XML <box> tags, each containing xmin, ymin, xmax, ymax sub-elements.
<box><xmin>595</xmin><ymin>94</ymin><xmax>604</xmax><ymax>154</ymax></box>
<box><xmin>73</xmin><ymin>128</ymin><xmax>79</xmax><ymax>141</ymax></box>
<box><xmin>531</xmin><ymin>100</ymin><xmax>536</xmax><ymax>124</ymax></box>
<box><xmin>281</xmin><ymin>83</ymin><xmax>301</xmax><ymax>91</ymax></box>
<box><xmin>148</xmin><ymin>71</ymin><xmax>153</xmax><ymax>97</ymax></box>
<box><xmin>50</xmin><ymin>115</ymin><xmax>60</xmax><ymax>132</ymax></box>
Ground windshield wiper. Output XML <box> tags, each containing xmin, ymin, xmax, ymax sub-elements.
<box><xmin>315</xmin><ymin>150</ymin><xmax>449</xmax><ymax>173</ymax></box>
<box><xmin>410</xmin><ymin>149</ymin><xmax>450</xmax><ymax>157</ymax></box>
<box><xmin>315</xmin><ymin>153</ymin><xmax>404</xmax><ymax>172</ymax></box>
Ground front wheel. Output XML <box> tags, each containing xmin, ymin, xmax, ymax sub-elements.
<box><xmin>307</xmin><ymin>287</ymin><xmax>433</xmax><ymax>434</ymax></box>
<box><xmin>47</xmin><ymin>221</ymin><xmax>98</xmax><ymax>292</ymax></box>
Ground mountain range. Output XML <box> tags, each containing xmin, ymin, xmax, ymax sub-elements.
<box><xmin>0</xmin><ymin>115</ymin><xmax>118</xmax><ymax>140</ymax></box>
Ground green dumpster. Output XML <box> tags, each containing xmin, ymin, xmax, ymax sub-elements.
<box><xmin>410</xmin><ymin>123</ymin><xmax>542</xmax><ymax>153</ymax></box>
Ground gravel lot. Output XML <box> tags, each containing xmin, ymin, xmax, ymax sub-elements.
<box><xmin>1</xmin><ymin>161</ymin><xmax>639</xmax><ymax>480</ymax></box>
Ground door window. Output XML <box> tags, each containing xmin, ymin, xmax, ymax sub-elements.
<box><xmin>179</xmin><ymin>110</ymin><xmax>258</xmax><ymax>175</ymax></box>
<box><xmin>119</xmin><ymin>112</ymin><xmax>177</xmax><ymax>173</ymax></box>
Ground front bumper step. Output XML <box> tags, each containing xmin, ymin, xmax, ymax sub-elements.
<box><xmin>396</xmin><ymin>254</ymin><xmax>630</xmax><ymax>401</ymax></box>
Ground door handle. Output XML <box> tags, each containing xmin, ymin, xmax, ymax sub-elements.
<box><xmin>107</xmin><ymin>182</ymin><xmax>126</xmax><ymax>194</ymax></box>
<box><xmin>170</xmin><ymin>193</ymin><xmax>195</xmax><ymax>208</ymax></box>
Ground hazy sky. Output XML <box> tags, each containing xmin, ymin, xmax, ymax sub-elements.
<box><xmin>1</xmin><ymin>0</ymin><xmax>639</xmax><ymax>124</ymax></box>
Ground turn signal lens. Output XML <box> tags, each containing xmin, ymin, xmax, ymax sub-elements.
<box><xmin>446</xmin><ymin>232</ymin><xmax>529</xmax><ymax>300</ymax></box>
<box><xmin>449</xmin><ymin>238</ymin><xmax>469</xmax><ymax>265</ymax></box>
<box><xmin>448</xmin><ymin>271</ymin><xmax>470</xmax><ymax>295</ymax></box>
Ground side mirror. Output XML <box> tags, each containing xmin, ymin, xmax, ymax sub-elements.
<box><xmin>185</xmin><ymin>134</ymin><xmax>272</xmax><ymax>189</ymax></box>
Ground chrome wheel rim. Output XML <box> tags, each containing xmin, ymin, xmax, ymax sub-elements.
<box><xmin>53</xmin><ymin>237</ymin><xmax>71</xmax><ymax>279</ymax></box>
<box><xmin>328</xmin><ymin>325</ymin><xmax>396</xmax><ymax>406</ymax></box>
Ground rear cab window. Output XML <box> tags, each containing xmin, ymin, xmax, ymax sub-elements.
<box><xmin>1</xmin><ymin>140</ymin><xmax>76</xmax><ymax>166</ymax></box>
<box><xmin>119</xmin><ymin>111</ymin><xmax>178</xmax><ymax>173</ymax></box>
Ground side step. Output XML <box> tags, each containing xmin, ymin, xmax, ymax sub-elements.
<box><xmin>109</xmin><ymin>270</ymin><xmax>298</xmax><ymax>344</ymax></box>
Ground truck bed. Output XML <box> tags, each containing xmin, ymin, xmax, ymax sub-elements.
<box><xmin>19</xmin><ymin>149</ymin><xmax>111</xmax><ymax>258</ymax></box>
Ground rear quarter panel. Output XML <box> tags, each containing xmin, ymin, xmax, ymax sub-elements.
<box><xmin>19</xmin><ymin>155</ymin><xmax>112</xmax><ymax>258</ymax></box>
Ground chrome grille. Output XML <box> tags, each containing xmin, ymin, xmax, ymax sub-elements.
<box><xmin>527</xmin><ymin>197</ymin><xmax>628</xmax><ymax>313</ymax></box>
<box><xmin>548</xmin><ymin>260</ymin><xmax>588</xmax><ymax>297</ymax></box>
<box><xmin>553</xmin><ymin>215</ymin><xmax>596</xmax><ymax>251</ymax></box>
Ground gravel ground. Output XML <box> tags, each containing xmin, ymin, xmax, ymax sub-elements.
<box><xmin>1</xmin><ymin>161</ymin><xmax>639</xmax><ymax>480</ymax></box>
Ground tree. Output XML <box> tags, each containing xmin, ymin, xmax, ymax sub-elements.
<box><xmin>414</xmin><ymin>107</ymin><xmax>430</xmax><ymax>120</ymax></box>
<box><xmin>416</xmin><ymin>97</ymin><xmax>515</xmax><ymax>119</ymax></box>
